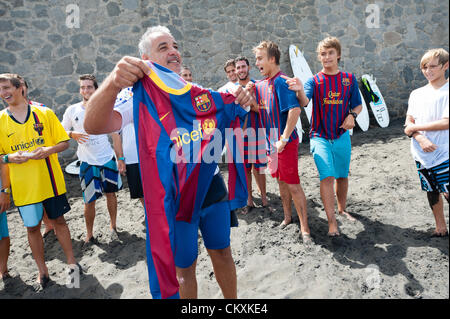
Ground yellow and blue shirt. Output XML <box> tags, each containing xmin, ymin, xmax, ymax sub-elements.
<box><xmin>0</xmin><ymin>104</ymin><xmax>69</xmax><ymax>206</ymax></box>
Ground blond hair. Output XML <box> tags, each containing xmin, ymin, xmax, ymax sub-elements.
<box><xmin>420</xmin><ymin>48</ymin><xmax>449</xmax><ymax>69</ymax></box>
<box><xmin>317</xmin><ymin>37</ymin><xmax>342</xmax><ymax>63</ymax></box>
<box><xmin>253</xmin><ymin>41</ymin><xmax>281</xmax><ymax>65</ymax></box>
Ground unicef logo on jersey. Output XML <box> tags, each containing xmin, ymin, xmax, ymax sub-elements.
<box><xmin>11</xmin><ymin>138</ymin><xmax>45</xmax><ymax>152</ymax></box>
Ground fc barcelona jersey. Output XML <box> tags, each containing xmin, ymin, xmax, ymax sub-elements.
<box><xmin>132</xmin><ymin>62</ymin><xmax>248</xmax><ymax>299</ymax></box>
<box><xmin>255</xmin><ymin>71</ymin><xmax>300</xmax><ymax>152</ymax></box>
<box><xmin>304</xmin><ymin>71</ymin><xmax>362</xmax><ymax>140</ymax></box>
<box><xmin>0</xmin><ymin>105</ymin><xmax>69</xmax><ymax>206</ymax></box>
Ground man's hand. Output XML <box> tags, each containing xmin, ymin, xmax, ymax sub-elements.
<box><xmin>415</xmin><ymin>135</ymin><xmax>438</xmax><ymax>152</ymax></box>
<box><xmin>232</xmin><ymin>86</ymin><xmax>258</xmax><ymax>112</ymax></box>
<box><xmin>281</xmin><ymin>75</ymin><xmax>304</xmax><ymax>92</ymax></box>
<box><xmin>7</xmin><ymin>151</ymin><xmax>30</xmax><ymax>164</ymax></box>
<box><xmin>245</xmin><ymin>81</ymin><xmax>255</xmax><ymax>92</ymax></box>
<box><xmin>0</xmin><ymin>192</ymin><xmax>10</xmax><ymax>213</ymax></box>
<box><xmin>117</xmin><ymin>160</ymin><xmax>126</xmax><ymax>176</ymax></box>
<box><xmin>404</xmin><ymin>124</ymin><xmax>417</xmax><ymax>137</ymax></box>
<box><xmin>110</xmin><ymin>56</ymin><xmax>151</xmax><ymax>90</ymax></box>
<box><xmin>340</xmin><ymin>114</ymin><xmax>356</xmax><ymax>130</ymax></box>
<box><xmin>71</xmin><ymin>132</ymin><xmax>89</xmax><ymax>144</ymax></box>
<box><xmin>29</xmin><ymin>147</ymin><xmax>52</xmax><ymax>160</ymax></box>
<box><xmin>276</xmin><ymin>140</ymin><xmax>287</xmax><ymax>153</ymax></box>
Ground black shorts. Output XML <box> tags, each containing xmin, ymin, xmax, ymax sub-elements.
<box><xmin>44</xmin><ymin>194</ymin><xmax>71</xmax><ymax>219</ymax></box>
<box><xmin>126</xmin><ymin>163</ymin><xmax>144</xmax><ymax>199</ymax></box>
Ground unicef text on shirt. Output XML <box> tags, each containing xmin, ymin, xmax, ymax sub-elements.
<box><xmin>168</xmin><ymin>121</ymin><xmax>276</xmax><ymax>164</ymax></box>
<box><xmin>10</xmin><ymin>137</ymin><xmax>45</xmax><ymax>152</ymax></box>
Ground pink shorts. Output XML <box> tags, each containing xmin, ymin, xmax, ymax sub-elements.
<box><xmin>267</xmin><ymin>138</ymin><xmax>300</xmax><ymax>185</ymax></box>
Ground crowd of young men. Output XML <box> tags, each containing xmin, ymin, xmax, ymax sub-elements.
<box><xmin>0</xmin><ymin>24</ymin><xmax>448</xmax><ymax>300</ymax></box>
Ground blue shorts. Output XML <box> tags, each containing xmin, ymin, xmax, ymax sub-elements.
<box><xmin>416</xmin><ymin>159</ymin><xmax>449</xmax><ymax>193</ymax></box>
<box><xmin>0</xmin><ymin>212</ymin><xmax>9</xmax><ymax>240</ymax></box>
<box><xmin>310</xmin><ymin>131</ymin><xmax>351</xmax><ymax>181</ymax></box>
<box><xmin>17</xmin><ymin>194</ymin><xmax>71</xmax><ymax>228</ymax></box>
<box><xmin>80</xmin><ymin>157</ymin><xmax>122</xmax><ymax>204</ymax></box>
<box><xmin>174</xmin><ymin>200</ymin><xmax>231</xmax><ymax>268</ymax></box>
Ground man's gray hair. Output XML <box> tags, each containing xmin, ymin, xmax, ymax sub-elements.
<box><xmin>138</xmin><ymin>25</ymin><xmax>173</xmax><ymax>57</ymax></box>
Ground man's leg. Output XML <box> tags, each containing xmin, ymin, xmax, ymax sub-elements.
<box><xmin>287</xmin><ymin>183</ymin><xmax>310</xmax><ymax>234</ymax></box>
<box><xmin>176</xmin><ymin>261</ymin><xmax>198</xmax><ymax>299</ymax></box>
<box><xmin>428</xmin><ymin>191</ymin><xmax>448</xmax><ymax>235</ymax></box>
<box><xmin>105</xmin><ymin>192</ymin><xmax>118</xmax><ymax>231</ymax></box>
<box><xmin>42</xmin><ymin>209</ymin><xmax>55</xmax><ymax>236</ymax></box>
<box><xmin>84</xmin><ymin>201</ymin><xmax>96</xmax><ymax>242</ymax></box>
<box><xmin>0</xmin><ymin>237</ymin><xmax>10</xmax><ymax>278</ymax></box>
<box><xmin>52</xmin><ymin>216</ymin><xmax>76</xmax><ymax>265</ymax></box>
<box><xmin>336</xmin><ymin>177</ymin><xmax>356</xmax><ymax>221</ymax></box>
<box><xmin>207</xmin><ymin>247</ymin><xmax>237</xmax><ymax>299</ymax></box>
<box><xmin>246</xmin><ymin>168</ymin><xmax>254</xmax><ymax>208</ymax></box>
<box><xmin>26</xmin><ymin>222</ymin><xmax>49</xmax><ymax>279</ymax></box>
<box><xmin>253</xmin><ymin>168</ymin><xmax>268</xmax><ymax>206</ymax></box>
<box><xmin>278</xmin><ymin>180</ymin><xmax>293</xmax><ymax>225</ymax></box>
<box><xmin>320</xmin><ymin>176</ymin><xmax>339</xmax><ymax>235</ymax></box>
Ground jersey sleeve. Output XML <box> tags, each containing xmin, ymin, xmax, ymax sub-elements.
<box><xmin>47</xmin><ymin>108</ymin><xmax>70</xmax><ymax>144</ymax></box>
<box><xmin>212</xmin><ymin>91</ymin><xmax>249</xmax><ymax>121</ymax></box>
<box><xmin>60</xmin><ymin>105</ymin><xmax>73</xmax><ymax>131</ymax></box>
<box><xmin>406</xmin><ymin>90</ymin><xmax>417</xmax><ymax>118</ymax></box>
<box><xmin>115</xmin><ymin>98</ymin><xmax>134</xmax><ymax>130</ymax></box>
<box><xmin>349</xmin><ymin>74</ymin><xmax>363</xmax><ymax>110</ymax></box>
<box><xmin>275</xmin><ymin>77</ymin><xmax>300</xmax><ymax>113</ymax></box>
<box><xmin>303</xmin><ymin>77</ymin><xmax>315</xmax><ymax>100</ymax></box>
<box><xmin>442</xmin><ymin>94</ymin><xmax>449</xmax><ymax>119</ymax></box>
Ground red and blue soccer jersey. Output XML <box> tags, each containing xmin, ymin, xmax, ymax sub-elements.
<box><xmin>304</xmin><ymin>71</ymin><xmax>362</xmax><ymax>140</ymax></box>
<box><xmin>132</xmin><ymin>62</ymin><xmax>248</xmax><ymax>299</ymax></box>
<box><xmin>255</xmin><ymin>71</ymin><xmax>300</xmax><ymax>152</ymax></box>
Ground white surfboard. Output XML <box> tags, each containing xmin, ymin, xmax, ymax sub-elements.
<box><xmin>65</xmin><ymin>160</ymin><xmax>80</xmax><ymax>175</ymax></box>
<box><xmin>355</xmin><ymin>89</ymin><xmax>370</xmax><ymax>131</ymax></box>
<box><xmin>289</xmin><ymin>44</ymin><xmax>313</xmax><ymax>124</ymax></box>
<box><xmin>361</xmin><ymin>74</ymin><xmax>389</xmax><ymax>128</ymax></box>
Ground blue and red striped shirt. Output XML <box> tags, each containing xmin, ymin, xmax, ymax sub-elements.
<box><xmin>132</xmin><ymin>62</ymin><xmax>248</xmax><ymax>299</ymax></box>
<box><xmin>304</xmin><ymin>71</ymin><xmax>362</xmax><ymax>140</ymax></box>
<box><xmin>255</xmin><ymin>71</ymin><xmax>300</xmax><ymax>153</ymax></box>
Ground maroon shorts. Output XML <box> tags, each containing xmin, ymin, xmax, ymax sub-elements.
<box><xmin>268</xmin><ymin>138</ymin><xmax>300</xmax><ymax>184</ymax></box>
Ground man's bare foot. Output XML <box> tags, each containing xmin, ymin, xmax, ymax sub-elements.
<box><xmin>338</xmin><ymin>211</ymin><xmax>356</xmax><ymax>222</ymax></box>
<box><xmin>279</xmin><ymin>219</ymin><xmax>292</xmax><ymax>229</ymax></box>
<box><xmin>0</xmin><ymin>271</ymin><xmax>11</xmax><ymax>280</ymax></box>
<box><xmin>242</xmin><ymin>205</ymin><xmax>254</xmax><ymax>215</ymax></box>
<box><xmin>261</xmin><ymin>198</ymin><xmax>269</xmax><ymax>207</ymax></box>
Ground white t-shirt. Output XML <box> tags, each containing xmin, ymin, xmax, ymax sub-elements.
<box><xmin>407</xmin><ymin>81</ymin><xmax>449</xmax><ymax>168</ymax></box>
<box><xmin>61</xmin><ymin>102</ymin><xmax>115</xmax><ymax>166</ymax></box>
<box><xmin>218</xmin><ymin>81</ymin><xmax>238</xmax><ymax>93</ymax></box>
<box><xmin>121</xmin><ymin>123</ymin><xmax>139</xmax><ymax>165</ymax></box>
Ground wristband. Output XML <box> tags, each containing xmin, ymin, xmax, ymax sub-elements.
<box><xmin>118</xmin><ymin>157</ymin><xmax>125</xmax><ymax>161</ymax></box>
<box><xmin>350</xmin><ymin>111</ymin><xmax>358</xmax><ymax>119</ymax></box>
<box><xmin>0</xmin><ymin>188</ymin><xmax>11</xmax><ymax>194</ymax></box>
<box><xmin>2</xmin><ymin>154</ymin><xmax>9</xmax><ymax>164</ymax></box>
<box><xmin>280</xmin><ymin>135</ymin><xmax>289</xmax><ymax>143</ymax></box>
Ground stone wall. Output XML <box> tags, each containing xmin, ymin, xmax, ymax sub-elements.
<box><xmin>0</xmin><ymin>0</ymin><xmax>448</xmax><ymax>160</ymax></box>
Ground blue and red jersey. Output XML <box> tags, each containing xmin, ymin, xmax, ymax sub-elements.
<box><xmin>255</xmin><ymin>71</ymin><xmax>300</xmax><ymax>153</ymax></box>
<box><xmin>132</xmin><ymin>62</ymin><xmax>248</xmax><ymax>299</ymax></box>
<box><xmin>304</xmin><ymin>71</ymin><xmax>362</xmax><ymax>140</ymax></box>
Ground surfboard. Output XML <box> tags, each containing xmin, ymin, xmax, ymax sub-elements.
<box><xmin>361</xmin><ymin>74</ymin><xmax>389</xmax><ymax>128</ymax></box>
<box><xmin>65</xmin><ymin>160</ymin><xmax>80</xmax><ymax>175</ymax></box>
<box><xmin>289</xmin><ymin>44</ymin><xmax>313</xmax><ymax>124</ymax></box>
<box><xmin>355</xmin><ymin>89</ymin><xmax>370</xmax><ymax>131</ymax></box>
